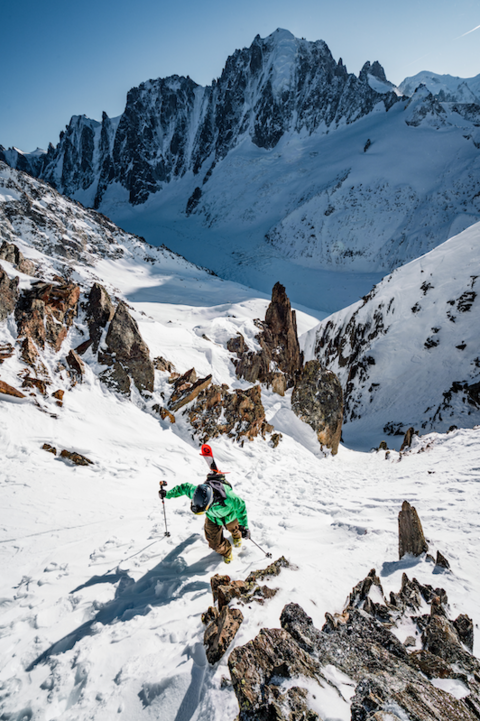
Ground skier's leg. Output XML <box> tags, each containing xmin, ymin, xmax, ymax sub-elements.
<box><xmin>226</xmin><ymin>518</ymin><xmax>241</xmax><ymax>546</ymax></box>
<box><xmin>204</xmin><ymin>517</ymin><xmax>231</xmax><ymax>556</ymax></box>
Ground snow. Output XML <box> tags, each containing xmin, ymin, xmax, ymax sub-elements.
<box><xmin>1</xmin><ymin>194</ymin><xmax>480</xmax><ymax>719</ymax></box>
<box><xmin>399</xmin><ymin>71</ymin><xmax>480</xmax><ymax>102</ymax></box>
<box><xmin>303</xmin><ymin>219</ymin><xmax>480</xmax><ymax>448</ymax></box>
<box><xmin>102</xmin><ymin>92</ymin><xmax>480</xmax><ymax>316</ymax></box>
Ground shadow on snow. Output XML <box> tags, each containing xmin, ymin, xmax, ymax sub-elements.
<box><xmin>27</xmin><ymin>534</ymin><xmax>215</xmax><ymax>672</ymax></box>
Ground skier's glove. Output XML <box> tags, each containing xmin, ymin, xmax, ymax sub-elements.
<box><xmin>240</xmin><ymin>526</ymin><xmax>251</xmax><ymax>539</ymax></box>
<box><xmin>159</xmin><ymin>488</ymin><xmax>167</xmax><ymax>499</ymax></box>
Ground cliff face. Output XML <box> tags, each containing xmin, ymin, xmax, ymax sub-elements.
<box><xmin>2</xmin><ymin>30</ymin><xmax>400</xmax><ymax>207</ymax></box>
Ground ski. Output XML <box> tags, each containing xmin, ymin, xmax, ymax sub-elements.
<box><xmin>200</xmin><ymin>444</ymin><xmax>219</xmax><ymax>472</ymax></box>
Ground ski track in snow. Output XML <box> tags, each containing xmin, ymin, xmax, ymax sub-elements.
<box><xmin>1</xmin><ymin>173</ymin><xmax>480</xmax><ymax>719</ymax></box>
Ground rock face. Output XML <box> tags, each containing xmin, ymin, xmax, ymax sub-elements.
<box><xmin>229</xmin><ymin>282</ymin><xmax>303</xmax><ymax>394</ymax></box>
<box><xmin>187</xmin><ymin>383</ymin><xmax>273</xmax><ymax>443</ymax></box>
<box><xmin>291</xmin><ymin>360</ymin><xmax>343</xmax><ymax>454</ymax></box>
<box><xmin>0</xmin><ymin>379</ymin><xmax>26</xmax><ymax>399</ymax></box>
<box><xmin>204</xmin><ymin>605</ymin><xmax>244</xmax><ymax>665</ymax></box>
<box><xmin>398</xmin><ymin>500</ymin><xmax>429</xmax><ymax>559</ymax></box>
<box><xmin>15</xmin><ymin>281</ymin><xmax>80</xmax><ymax>351</ymax></box>
<box><xmin>230</xmin><ymin>569</ymin><xmax>480</xmax><ymax>721</ymax></box>
<box><xmin>8</xmin><ymin>32</ymin><xmax>400</xmax><ymax>207</ymax></box>
<box><xmin>203</xmin><ymin>558</ymin><xmax>289</xmax><ymax>666</ymax></box>
<box><xmin>168</xmin><ymin>370</ymin><xmax>212</xmax><ymax>412</ymax></box>
<box><xmin>307</xmin><ymin>229</ymin><xmax>480</xmax><ymax>440</ymax></box>
<box><xmin>0</xmin><ymin>266</ymin><xmax>19</xmax><ymax>322</ymax></box>
<box><xmin>0</xmin><ymin>241</ymin><xmax>36</xmax><ymax>275</ymax></box>
<box><xmin>98</xmin><ymin>301</ymin><xmax>154</xmax><ymax>396</ymax></box>
<box><xmin>84</xmin><ymin>283</ymin><xmax>115</xmax><ymax>352</ymax></box>
<box><xmin>229</xmin><ymin>627</ymin><xmax>322</xmax><ymax>721</ymax></box>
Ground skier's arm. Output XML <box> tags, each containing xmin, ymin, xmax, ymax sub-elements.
<box><xmin>227</xmin><ymin>489</ymin><xmax>248</xmax><ymax>528</ymax></box>
<box><xmin>165</xmin><ymin>483</ymin><xmax>196</xmax><ymax>500</ymax></box>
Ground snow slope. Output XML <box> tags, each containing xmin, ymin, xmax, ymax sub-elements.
<box><xmin>3</xmin><ymin>32</ymin><xmax>480</xmax><ymax>316</ymax></box>
<box><xmin>104</xmin><ymin>93</ymin><xmax>480</xmax><ymax>314</ymax></box>
<box><xmin>399</xmin><ymin>71</ymin><xmax>480</xmax><ymax>103</ymax></box>
<box><xmin>1</xmin><ymin>164</ymin><xmax>479</xmax><ymax>720</ymax></box>
<box><xmin>303</xmin><ymin>220</ymin><xmax>480</xmax><ymax>450</ymax></box>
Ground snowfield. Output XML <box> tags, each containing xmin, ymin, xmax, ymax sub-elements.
<box><xmin>1</xmin><ymin>384</ymin><xmax>479</xmax><ymax>720</ymax></box>
<box><xmin>1</xmin><ymin>164</ymin><xmax>480</xmax><ymax>719</ymax></box>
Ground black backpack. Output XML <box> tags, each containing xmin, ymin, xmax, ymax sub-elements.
<box><xmin>205</xmin><ymin>473</ymin><xmax>232</xmax><ymax>506</ymax></box>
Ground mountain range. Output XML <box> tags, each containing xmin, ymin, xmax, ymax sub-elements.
<box><xmin>1</xmin><ymin>29</ymin><xmax>480</xmax><ymax>312</ymax></box>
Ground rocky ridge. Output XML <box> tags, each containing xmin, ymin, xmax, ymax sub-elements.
<box><xmin>1</xmin><ymin>30</ymin><xmax>400</xmax><ymax>207</ymax></box>
<box><xmin>227</xmin><ymin>282</ymin><xmax>343</xmax><ymax>454</ymax></box>
<box><xmin>0</xmin><ymin>162</ymin><xmax>300</xmax><ymax>447</ymax></box>
<box><xmin>227</xmin><ymin>568</ymin><xmax>479</xmax><ymax>721</ymax></box>
<box><xmin>303</xmin><ymin>221</ymin><xmax>480</xmax><ymax>443</ymax></box>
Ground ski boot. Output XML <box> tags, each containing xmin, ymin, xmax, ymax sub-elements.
<box><xmin>224</xmin><ymin>548</ymin><xmax>233</xmax><ymax>564</ymax></box>
<box><xmin>232</xmin><ymin>536</ymin><xmax>242</xmax><ymax>548</ymax></box>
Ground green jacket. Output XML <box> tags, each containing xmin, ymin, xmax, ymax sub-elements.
<box><xmin>166</xmin><ymin>482</ymin><xmax>248</xmax><ymax>527</ymax></box>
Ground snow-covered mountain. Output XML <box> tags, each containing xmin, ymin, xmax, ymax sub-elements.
<box><xmin>1</xmin><ymin>163</ymin><xmax>480</xmax><ymax>721</ymax></box>
<box><xmin>3</xmin><ymin>30</ymin><xmax>480</xmax><ymax>310</ymax></box>
<box><xmin>2</xmin><ymin>30</ymin><xmax>400</xmax><ymax>207</ymax></box>
<box><xmin>399</xmin><ymin>70</ymin><xmax>480</xmax><ymax>104</ymax></box>
<box><xmin>303</xmin><ymin>221</ymin><xmax>480</xmax><ymax>449</ymax></box>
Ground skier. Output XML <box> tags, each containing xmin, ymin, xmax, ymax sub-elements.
<box><xmin>159</xmin><ymin>470</ymin><xmax>250</xmax><ymax>564</ymax></box>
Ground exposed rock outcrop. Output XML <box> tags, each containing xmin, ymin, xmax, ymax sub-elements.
<box><xmin>15</xmin><ymin>280</ymin><xmax>80</xmax><ymax>351</ymax></box>
<box><xmin>168</xmin><ymin>370</ymin><xmax>212</xmax><ymax>412</ymax></box>
<box><xmin>291</xmin><ymin>360</ymin><xmax>343</xmax><ymax>455</ymax></box>
<box><xmin>98</xmin><ymin>301</ymin><xmax>154</xmax><ymax>396</ymax></box>
<box><xmin>398</xmin><ymin>500</ymin><xmax>429</xmax><ymax>559</ymax></box>
<box><xmin>0</xmin><ymin>342</ymin><xmax>14</xmax><ymax>363</ymax></box>
<box><xmin>59</xmin><ymin>449</ymin><xmax>94</xmax><ymax>466</ymax></box>
<box><xmin>0</xmin><ymin>241</ymin><xmax>36</xmax><ymax>276</ymax></box>
<box><xmin>0</xmin><ymin>379</ymin><xmax>26</xmax><ymax>399</ymax></box>
<box><xmin>204</xmin><ymin>605</ymin><xmax>244</xmax><ymax>665</ymax></box>
<box><xmin>203</xmin><ymin>558</ymin><xmax>289</xmax><ymax>666</ymax></box>
<box><xmin>66</xmin><ymin>349</ymin><xmax>85</xmax><ymax>382</ymax></box>
<box><xmin>228</xmin><ymin>283</ymin><xmax>303</xmax><ymax>394</ymax></box>
<box><xmin>187</xmin><ymin>383</ymin><xmax>273</xmax><ymax>443</ymax></box>
<box><xmin>230</xmin><ymin>569</ymin><xmax>479</xmax><ymax>721</ymax></box>
<box><xmin>84</xmin><ymin>282</ymin><xmax>115</xmax><ymax>352</ymax></box>
<box><xmin>0</xmin><ymin>266</ymin><xmax>19</xmax><ymax>322</ymax></box>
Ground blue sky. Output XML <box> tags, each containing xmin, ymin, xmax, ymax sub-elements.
<box><xmin>1</xmin><ymin>0</ymin><xmax>480</xmax><ymax>151</ymax></box>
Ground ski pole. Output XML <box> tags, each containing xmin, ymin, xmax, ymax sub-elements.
<box><xmin>159</xmin><ymin>481</ymin><xmax>171</xmax><ymax>537</ymax></box>
<box><xmin>249</xmin><ymin>536</ymin><xmax>272</xmax><ymax>558</ymax></box>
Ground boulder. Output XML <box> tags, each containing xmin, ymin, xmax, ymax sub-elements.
<box><xmin>0</xmin><ymin>266</ymin><xmax>19</xmax><ymax>322</ymax></box>
<box><xmin>153</xmin><ymin>356</ymin><xmax>175</xmax><ymax>373</ymax></box>
<box><xmin>66</xmin><ymin>349</ymin><xmax>85</xmax><ymax>380</ymax></box>
<box><xmin>42</xmin><ymin>443</ymin><xmax>57</xmax><ymax>455</ymax></box>
<box><xmin>59</xmin><ymin>449</ymin><xmax>93</xmax><ymax>466</ymax></box>
<box><xmin>52</xmin><ymin>390</ymin><xmax>64</xmax><ymax>407</ymax></box>
<box><xmin>168</xmin><ymin>372</ymin><xmax>211</xmax><ymax>412</ymax></box>
<box><xmin>228</xmin><ymin>627</ymin><xmax>323</xmax><ymax>721</ymax></box>
<box><xmin>204</xmin><ymin>605</ymin><xmax>244</xmax><ymax>665</ymax></box>
<box><xmin>15</xmin><ymin>280</ymin><xmax>80</xmax><ymax>351</ymax></box>
<box><xmin>98</xmin><ymin>301</ymin><xmax>154</xmax><ymax>396</ymax></box>
<box><xmin>435</xmin><ymin>549</ymin><xmax>451</xmax><ymax>571</ymax></box>
<box><xmin>0</xmin><ymin>342</ymin><xmax>14</xmax><ymax>363</ymax></box>
<box><xmin>84</xmin><ymin>283</ymin><xmax>115</xmax><ymax>352</ymax></box>
<box><xmin>228</xmin><ymin>283</ymin><xmax>303</xmax><ymax>393</ymax></box>
<box><xmin>152</xmin><ymin>404</ymin><xmax>175</xmax><ymax>423</ymax></box>
<box><xmin>398</xmin><ymin>500</ymin><xmax>429</xmax><ymax>559</ymax></box>
<box><xmin>187</xmin><ymin>383</ymin><xmax>273</xmax><ymax>443</ymax></box>
<box><xmin>20</xmin><ymin>374</ymin><xmax>50</xmax><ymax>395</ymax></box>
<box><xmin>0</xmin><ymin>241</ymin><xmax>36</xmax><ymax>275</ymax></box>
<box><xmin>400</xmin><ymin>426</ymin><xmax>417</xmax><ymax>451</ymax></box>
<box><xmin>291</xmin><ymin>360</ymin><xmax>343</xmax><ymax>455</ymax></box>
<box><xmin>0</xmin><ymin>379</ymin><xmax>26</xmax><ymax>399</ymax></box>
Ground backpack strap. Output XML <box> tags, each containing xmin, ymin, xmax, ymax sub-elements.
<box><xmin>205</xmin><ymin>473</ymin><xmax>231</xmax><ymax>505</ymax></box>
